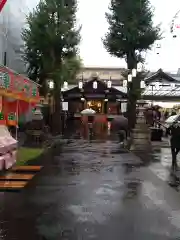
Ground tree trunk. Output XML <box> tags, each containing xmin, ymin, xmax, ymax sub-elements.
<box><xmin>52</xmin><ymin>80</ymin><xmax>62</xmax><ymax>135</ymax></box>
<box><xmin>126</xmin><ymin>51</ymin><xmax>138</xmax><ymax>129</ymax></box>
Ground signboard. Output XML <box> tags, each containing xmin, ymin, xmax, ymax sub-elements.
<box><xmin>0</xmin><ymin>66</ymin><xmax>40</xmax><ymax>102</ymax></box>
<box><xmin>62</xmin><ymin>102</ymin><xmax>68</xmax><ymax>111</ymax></box>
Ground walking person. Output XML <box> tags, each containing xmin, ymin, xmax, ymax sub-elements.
<box><xmin>164</xmin><ymin>110</ymin><xmax>169</xmax><ymax>120</ymax></box>
<box><xmin>168</xmin><ymin>121</ymin><xmax>180</xmax><ymax>171</ymax></box>
<box><xmin>111</xmin><ymin>111</ymin><xmax>128</xmax><ymax>147</ymax></box>
<box><xmin>156</xmin><ymin>109</ymin><xmax>161</xmax><ymax>128</ymax></box>
<box><xmin>146</xmin><ymin>108</ymin><xmax>154</xmax><ymax>126</ymax></box>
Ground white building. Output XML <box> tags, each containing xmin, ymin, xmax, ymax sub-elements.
<box><xmin>0</xmin><ymin>0</ymin><xmax>28</xmax><ymax>73</ymax></box>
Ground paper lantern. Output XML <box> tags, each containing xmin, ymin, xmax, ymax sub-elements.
<box><xmin>132</xmin><ymin>69</ymin><xmax>137</xmax><ymax>77</ymax></box>
<box><xmin>93</xmin><ymin>81</ymin><xmax>98</xmax><ymax>89</ymax></box>
<box><xmin>107</xmin><ymin>80</ymin><xmax>112</xmax><ymax>88</ymax></box>
<box><xmin>78</xmin><ymin>81</ymin><xmax>83</xmax><ymax>89</ymax></box>
<box><xmin>128</xmin><ymin>74</ymin><xmax>132</xmax><ymax>82</ymax></box>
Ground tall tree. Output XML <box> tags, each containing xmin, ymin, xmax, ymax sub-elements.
<box><xmin>61</xmin><ymin>56</ymin><xmax>83</xmax><ymax>84</ymax></box>
<box><xmin>22</xmin><ymin>0</ymin><xmax>81</xmax><ymax>134</ymax></box>
<box><xmin>103</xmin><ymin>0</ymin><xmax>161</xmax><ymax>128</ymax></box>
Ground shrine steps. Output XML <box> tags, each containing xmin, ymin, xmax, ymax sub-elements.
<box><xmin>0</xmin><ymin>180</ymin><xmax>28</xmax><ymax>191</ymax></box>
<box><xmin>11</xmin><ymin>165</ymin><xmax>43</xmax><ymax>172</ymax></box>
<box><xmin>0</xmin><ymin>165</ymin><xmax>43</xmax><ymax>191</ymax></box>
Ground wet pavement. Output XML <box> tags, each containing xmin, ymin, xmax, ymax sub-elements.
<box><xmin>1</xmin><ymin>138</ymin><xmax>180</xmax><ymax>239</ymax></box>
<box><xmin>150</xmin><ymin>138</ymin><xmax>180</xmax><ymax>190</ymax></box>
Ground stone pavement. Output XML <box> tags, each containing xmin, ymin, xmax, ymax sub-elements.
<box><xmin>150</xmin><ymin>138</ymin><xmax>180</xmax><ymax>188</ymax></box>
<box><xmin>0</xmin><ymin>139</ymin><xmax>180</xmax><ymax>239</ymax></box>
<box><xmin>130</xmin><ymin>121</ymin><xmax>180</xmax><ymax>190</ymax></box>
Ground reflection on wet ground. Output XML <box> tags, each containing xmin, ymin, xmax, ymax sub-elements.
<box><xmin>1</xmin><ymin>135</ymin><xmax>180</xmax><ymax>239</ymax></box>
<box><xmin>150</xmin><ymin>138</ymin><xmax>180</xmax><ymax>190</ymax></box>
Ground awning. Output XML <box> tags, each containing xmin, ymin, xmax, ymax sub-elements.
<box><xmin>0</xmin><ymin>65</ymin><xmax>40</xmax><ymax>103</ymax></box>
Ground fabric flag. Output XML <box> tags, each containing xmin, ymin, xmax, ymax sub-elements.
<box><xmin>0</xmin><ymin>112</ymin><xmax>6</xmax><ymax>125</ymax></box>
<box><xmin>0</xmin><ymin>0</ymin><xmax>7</xmax><ymax>12</ymax></box>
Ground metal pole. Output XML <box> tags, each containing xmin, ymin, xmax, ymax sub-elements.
<box><xmin>3</xmin><ymin>51</ymin><xmax>6</xmax><ymax>66</ymax></box>
<box><xmin>2</xmin><ymin>4</ymin><xmax>8</xmax><ymax>67</ymax></box>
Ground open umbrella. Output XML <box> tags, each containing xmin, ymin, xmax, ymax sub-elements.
<box><xmin>153</xmin><ymin>105</ymin><xmax>162</xmax><ymax>110</ymax></box>
<box><xmin>81</xmin><ymin>108</ymin><xmax>96</xmax><ymax>115</ymax></box>
<box><xmin>111</xmin><ymin>115</ymin><xmax>128</xmax><ymax>132</ymax></box>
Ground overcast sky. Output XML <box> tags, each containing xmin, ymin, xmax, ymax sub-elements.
<box><xmin>27</xmin><ymin>0</ymin><xmax>180</xmax><ymax>73</ymax></box>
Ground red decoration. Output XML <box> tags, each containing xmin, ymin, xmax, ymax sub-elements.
<box><xmin>0</xmin><ymin>65</ymin><xmax>40</xmax><ymax>102</ymax></box>
<box><xmin>0</xmin><ymin>0</ymin><xmax>7</xmax><ymax>12</ymax></box>
<box><xmin>2</xmin><ymin>98</ymin><xmax>37</xmax><ymax>115</ymax></box>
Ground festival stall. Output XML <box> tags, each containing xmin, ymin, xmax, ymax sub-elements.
<box><xmin>0</xmin><ymin>64</ymin><xmax>40</xmax><ymax>170</ymax></box>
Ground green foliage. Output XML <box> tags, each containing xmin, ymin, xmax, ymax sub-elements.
<box><xmin>17</xmin><ymin>147</ymin><xmax>43</xmax><ymax>166</ymax></box>
<box><xmin>61</xmin><ymin>56</ymin><xmax>83</xmax><ymax>83</ymax></box>
<box><xmin>22</xmin><ymin>0</ymin><xmax>81</xmax><ymax>88</ymax></box>
<box><xmin>103</xmin><ymin>0</ymin><xmax>161</xmax><ymax>67</ymax></box>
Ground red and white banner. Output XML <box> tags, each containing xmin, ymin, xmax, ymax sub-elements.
<box><xmin>0</xmin><ymin>0</ymin><xmax>7</xmax><ymax>12</ymax></box>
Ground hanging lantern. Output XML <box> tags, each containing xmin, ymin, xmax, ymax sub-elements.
<box><xmin>0</xmin><ymin>112</ymin><xmax>6</xmax><ymax>125</ymax></box>
<box><xmin>93</xmin><ymin>81</ymin><xmax>97</xmax><ymax>89</ymax></box>
<box><xmin>137</xmin><ymin>63</ymin><xmax>143</xmax><ymax>72</ymax></box>
<box><xmin>63</xmin><ymin>81</ymin><xmax>68</xmax><ymax>89</ymax></box>
<box><xmin>140</xmin><ymin>81</ymin><xmax>146</xmax><ymax>89</ymax></box>
<box><xmin>49</xmin><ymin>80</ymin><xmax>54</xmax><ymax>89</ymax></box>
<box><xmin>123</xmin><ymin>80</ymin><xmax>127</xmax><ymax>87</ymax></box>
<box><xmin>107</xmin><ymin>80</ymin><xmax>112</xmax><ymax>88</ymax></box>
<box><xmin>132</xmin><ymin>69</ymin><xmax>137</xmax><ymax>77</ymax></box>
<box><xmin>128</xmin><ymin>74</ymin><xmax>132</xmax><ymax>82</ymax></box>
<box><xmin>78</xmin><ymin>81</ymin><xmax>83</xmax><ymax>89</ymax></box>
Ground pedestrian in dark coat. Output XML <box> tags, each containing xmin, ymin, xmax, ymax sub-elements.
<box><xmin>168</xmin><ymin>122</ymin><xmax>180</xmax><ymax>170</ymax></box>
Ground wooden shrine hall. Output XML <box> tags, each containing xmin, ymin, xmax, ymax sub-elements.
<box><xmin>62</xmin><ymin>77</ymin><xmax>127</xmax><ymax>117</ymax></box>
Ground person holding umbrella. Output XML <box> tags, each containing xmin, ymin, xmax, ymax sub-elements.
<box><xmin>81</xmin><ymin>108</ymin><xmax>96</xmax><ymax>139</ymax></box>
<box><xmin>111</xmin><ymin>111</ymin><xmax>128</xmax><ymax>147</ymax></box>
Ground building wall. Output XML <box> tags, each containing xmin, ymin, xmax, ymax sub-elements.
<box><xmin>76</xmin><ymin>67</ymin><xmax>180</xmax><ymax>86</ymax></box>
<box><xmin>76</xmin><ymin>67</ymin><xmax>126</xmax><ymax>85</ymax></box>
<box><xmin>0</xmin><ymin>0</ymin><xmax>27</xmax><ymax>73</ymax></box>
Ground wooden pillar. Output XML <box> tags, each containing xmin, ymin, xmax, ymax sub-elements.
<box><xmin>104</xmin><ymin>101</ymin><xmax>108</xmax><ymax>114</ymax></box>
<box><xmin>82</xmin><ymin>99</ymin><xmax>85</xmax><ymax>110</ymax></box>
<box><xmin>117</xmin><ymin>102</ymin><xmax>120</xmax><ymax>114</ymax></box>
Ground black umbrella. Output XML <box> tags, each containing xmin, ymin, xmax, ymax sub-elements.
<box><xmin>111</xmin><ymin>115</ymin><xmax>128</xmax><ymax>132</ymax></box>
